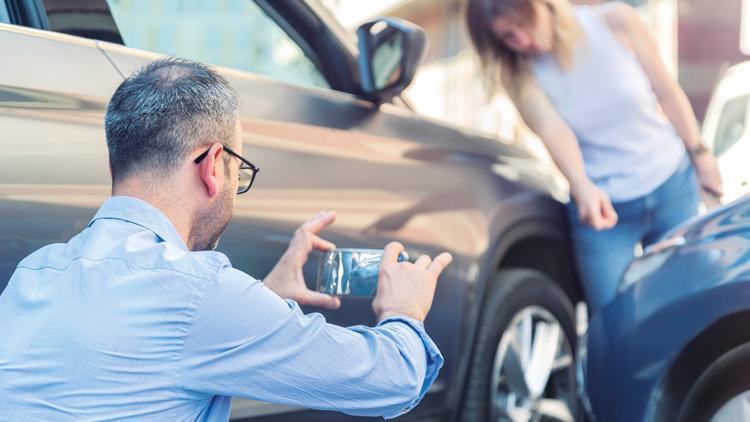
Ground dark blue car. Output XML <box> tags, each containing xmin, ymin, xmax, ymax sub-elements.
<box><xmin>580</xmin><ymin>195</ymin><xmax>750</xmax><ymax>422</ymax></box>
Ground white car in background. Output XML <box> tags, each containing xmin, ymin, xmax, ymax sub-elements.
<box><xmin>703</xmin><ymin>61</ymin><xmax>750</xmax><ymax>202</ymax></box>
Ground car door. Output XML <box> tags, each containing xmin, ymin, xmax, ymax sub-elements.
<box><xmin>5</xmin><ymin>0</ymin><xmax>540</xmax><ymax>419</ymax></box>
<box><xmin>0</xmin><ymin>10</ymin><xmax>122</xmax><ymax>293</ymax></box>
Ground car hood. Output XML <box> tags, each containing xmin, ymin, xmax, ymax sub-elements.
<box><xmin>666</xmin><ymin>194</ymin><xmax>750</xmax><ymax>244</ymax></box>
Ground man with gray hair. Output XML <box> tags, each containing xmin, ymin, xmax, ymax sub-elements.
<box><xmin>0</xmin><ymin>58</ymin><xmax>452</xmax><ymax>420</ymax></box>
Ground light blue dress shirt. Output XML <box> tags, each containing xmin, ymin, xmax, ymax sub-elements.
<box><xmin>0</xmin><ymin>196</ymin><xmax>443</xmax><ymax>421</ymax></box>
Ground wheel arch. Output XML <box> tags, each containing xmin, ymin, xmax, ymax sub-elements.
<box><xmin>497</xmin><ymin>234</ymin><xmax>583</xmax><ymax>307</ymax></box>
<box><xmin>448</xmin><ymin>216</ymin><xmax>583</xmax><ymax>420</ymax></box>
<box><xmin>652</xmin><ymin>310</ymin><xmax>750</xmax><ymax>421</ymax></box>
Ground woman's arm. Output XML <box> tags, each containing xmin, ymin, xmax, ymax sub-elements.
<box><xmin>602</xmin><ymin>2</ymin><xmax>723</xmax><ymax>197</ymax></box>
<box><xmin>513</xmin><ymin>79</ymin><xmax>618</xmax><ymax>230</ymax></box>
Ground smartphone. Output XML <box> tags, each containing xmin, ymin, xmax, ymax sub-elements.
<box><xmin>316</xmin><ymin>248</ymin><xmax>409</xmax><ymax>297</ymax></box>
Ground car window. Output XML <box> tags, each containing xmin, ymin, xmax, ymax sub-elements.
<box><xmin>41</xmin><ymin>0</ymin><xmax>330</xmax><ymax>90</ymax></box>
<box><xmin>713</xmin><ymin>94</ymin><xmax>750</xmax><ymax>157</ymax></box>
<box><xmin>42</xmin><ymin>0</ymin><xmax>123</xmax><ymax>43</ymax></box>
<box><xmin>0</xmin><ymin>2</ymin><xmax>10</xmax><ymax>24</ymax></box>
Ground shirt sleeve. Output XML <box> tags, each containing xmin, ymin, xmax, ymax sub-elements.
<box><xmin>178</xmin><ymin>265</ymin><xmax>444</xmax><ymax>419</ymax></box>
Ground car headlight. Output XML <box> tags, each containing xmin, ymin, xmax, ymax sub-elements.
<box><xmin>618</xmin><ymin>236</ymin><xmax>685</xmax><ymax>292</ymax></box>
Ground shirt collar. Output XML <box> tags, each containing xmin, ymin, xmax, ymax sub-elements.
<box><xmin>88</xmin><ymin>196</ymin><xmax>189</xmax><ymax>251</ymax></box>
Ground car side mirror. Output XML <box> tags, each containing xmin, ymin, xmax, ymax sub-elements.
<box><xmin>356</xmin><ymin>17</ymin><xmax>428</xmax><ymax>104</ymax></box>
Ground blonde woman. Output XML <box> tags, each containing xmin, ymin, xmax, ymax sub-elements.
<box><xmin>467</xmin><ymin>0</ymin><xmax>724</xmax><ymax>314</ymax></box>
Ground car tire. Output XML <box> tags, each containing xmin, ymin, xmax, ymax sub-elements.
<box><xmin>460</xmin><ymin>268</ymin><xmax>579</xmax><ymax>422</ymax></box>
<box><xmin>677</xmin><ymin>342</ymin><xmax>750</xmax><ymax>422</ymax></box>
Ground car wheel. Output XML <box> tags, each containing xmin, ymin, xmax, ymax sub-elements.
<box><xmin>677</xmin><ymin>342</ymin><xmax>750</xmax><ymax>422</ymax></box>
<box><xmin>460</xmin><ymin>269</ymin><xmax>579</xmax><ymax>422</ymax></box>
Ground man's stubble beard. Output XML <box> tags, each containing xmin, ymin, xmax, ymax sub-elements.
<box><xmin>190</xmin><ymin>182</ymin><xmax>235</xmax><ymax>251</ymax></box>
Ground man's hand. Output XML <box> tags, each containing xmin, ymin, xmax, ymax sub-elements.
<box><xmin>264</xmin><ymin>211</ymin><xmax>341</xmax><ymax>310</ymax></box>
<box><xmin>372</xmin><ymin>242</ymin><xmax>453</xmax><ymax>322</ymax></box>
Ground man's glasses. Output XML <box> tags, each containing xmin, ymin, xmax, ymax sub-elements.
<box><xmin>194</xmin><ymin>145</ymin><xmax>260</xmax><ymax>194</ymax></box>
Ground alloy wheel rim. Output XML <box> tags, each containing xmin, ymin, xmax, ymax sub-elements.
<box><xmin>712</xmin><ymin>391</ymin><xmax>750</xmax><ymax>421</ymax></box>
<box><xmin>490</xmin><ymin>306</ymin><xmax>576</xmax><ymax>422</ymax></box>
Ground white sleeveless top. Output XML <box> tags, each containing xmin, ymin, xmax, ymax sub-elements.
<box><xmin>531</xmin><ymin>6</ymin><xmax>685</xmax><ymax>202</ymax></box>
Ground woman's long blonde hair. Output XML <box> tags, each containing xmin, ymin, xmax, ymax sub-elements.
<box><xmin>466</xmin><ymin>0</ymin><xmax>583</xmax><ymax>98</ymax></box>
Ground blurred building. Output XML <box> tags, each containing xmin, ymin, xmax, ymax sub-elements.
<box><xmin>322</xmin><ymin>0</ymin><xmax>747</xmax><ymax>138</ymax></box>
<box><xmin>678</xmin><ymin>0</ymin><xmax>745</xmax><ymax>120</ymax></box>
<box><xmin>389</xmin><ymin>0</ymin><xmax>521</xmax><ymax>143</ymax></box>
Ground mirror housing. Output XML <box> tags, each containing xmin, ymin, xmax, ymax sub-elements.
<box><xmin>357</xmin><ymin>17</ymin><xmax>428</xmax><ymax>104</ymax></box>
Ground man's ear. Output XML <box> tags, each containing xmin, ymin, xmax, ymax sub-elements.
<box><xmin>196</xmin><ymin>143</ymin><xmax>224</xmax><ymax>198</ymax></box>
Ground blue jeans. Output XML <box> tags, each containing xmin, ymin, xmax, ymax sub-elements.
<box><xmin>567</xmin><ymin>154</ymin><xmax>701</xmax><ymax>315</ymax></box>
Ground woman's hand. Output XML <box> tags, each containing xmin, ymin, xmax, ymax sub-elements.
<box><xmin>691</xmin><ymin>149</ymin><xmax>724</xmax><ymax>200</ymax></box>
<box><xmin>571</xmin><ymin>180</ymin><xmax>618</xmax><ymax>231</ymax></box>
